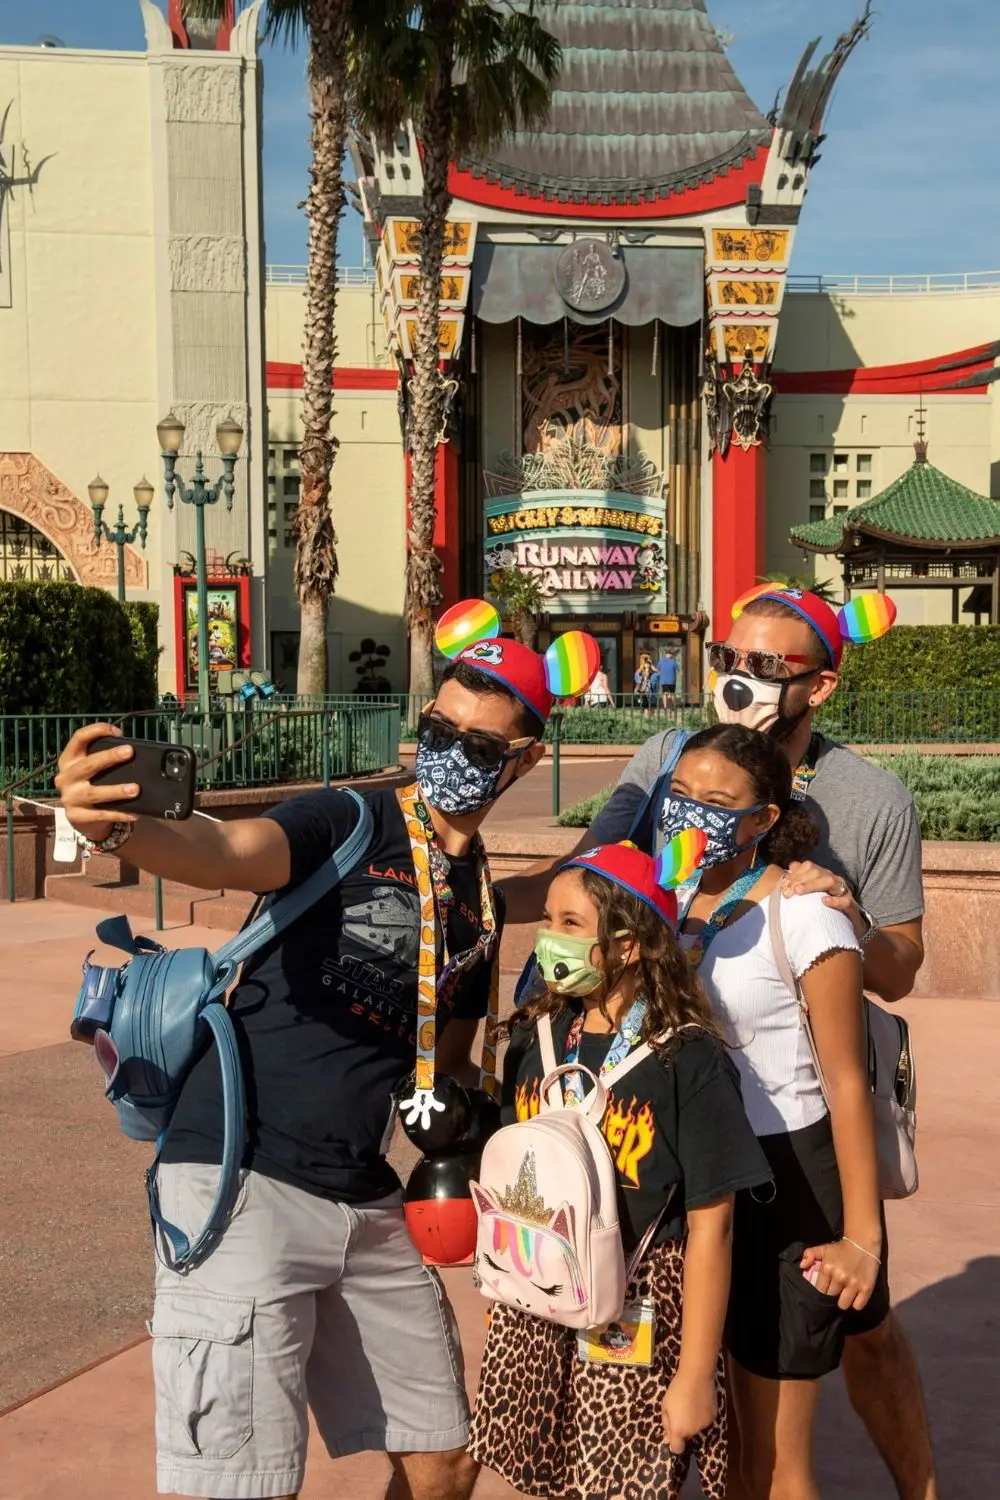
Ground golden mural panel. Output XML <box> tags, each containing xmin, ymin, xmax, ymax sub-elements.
<box><xmin>717</xmin><ymin>280</ymin><xmax>781</xmax><ymax>306</ymax></box>
<box><xmin>387</xmin><ymin>219</ymin><xmax>475</xmax><ymax>264</ymax></box>
<box><xmin>396</xmin><ymin>270</ymin><xmax>469</xmax><ymax>305</ymax></box>
<box><xmin>711</xmin><ymin>228</ymin><xmax>789</xmax><ymax>264</ymax></box>
<box><xmin>721</xmin><ymin>324</ymin><xmax>773</xmax><ymax>362</ymax></box>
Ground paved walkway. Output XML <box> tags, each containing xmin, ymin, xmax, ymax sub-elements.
<box><xmin>2</xmin><ymin>898</ymin><xmax>998</xmax><ymax>1498</ymax></box>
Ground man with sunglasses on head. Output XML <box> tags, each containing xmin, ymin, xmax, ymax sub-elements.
<box><xmin>55</xmin><ymin>641</ymin><xmax>555</xmax><ymax>1500</ymax></box>
<box><xmin>504</xmin><ymin>585</ymin><xmax>935</xmax><ymax>1500</ymax></box>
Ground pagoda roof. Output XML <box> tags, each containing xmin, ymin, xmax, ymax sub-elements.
<box><xmin>454</xmin><ymin>0</ymin><xmax>772</xmax><ymax>211</ymax></box>
<box><xmin>791</xmin><ymin>452</ymin><xmax>1000</xmax><ymax>554</ymax></box>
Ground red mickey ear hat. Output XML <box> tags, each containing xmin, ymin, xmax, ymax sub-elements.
<box><xmin>562</xmin><ymin>834</ymin><xmax>708</xmax><ymax>930</ymax></box>
<box><xmin>731</xmin><ymin>585</ymin><xmax>896</xmax><ymax>669</ymax></box>
<box><xmin>434</xmin><ymin>598</ymin><xmax>601</xmax><ymax>726</ymax></box>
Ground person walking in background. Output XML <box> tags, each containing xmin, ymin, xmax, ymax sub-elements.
<box><xmin>633</xmin><ymin>651</ymin><xmax>656</xmax><ymax>714</ymax></box>
<box><xmin>657</xmin><ymin>650</ymin><xmax>679</xmax><ymax>709</ymax></box>
<box><xmin>584</xmin><ymin>659</ymin><xmax>613</xmax><ymax>708</ymax></box>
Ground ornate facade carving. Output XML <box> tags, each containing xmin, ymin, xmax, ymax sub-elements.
<box><xmin>704</xmin><ymin>352</ymin><xmax>773</xmax><ymax>459</ymax></box>
<box><xmin>522</xmin><ymin>324</ymin><xmax>623</xmax><ymax>457</ymax></box>
<box><xmin>169</xmin><ymin>401</ymin><xmax>249</xmax><ymax>458</ymax></box>
<box><xmin>0</xmin><ymin>453</ymin><xmax>147</xmax><ymax>589</ymax></box>
<box><xmin>163</xmin><ymin>63</ymin><xmax>242</xmax><ymax>125</ymax></box>
<box><xmin>168</xmin><ymin>235</ymin><xmax>246</xmax><ymax>293</ymax></box>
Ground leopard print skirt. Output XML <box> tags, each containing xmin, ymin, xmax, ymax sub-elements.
<box><xmin>468</xmin><ymin>1241</ymin><xmax>728</xmax><ymax>1500</ymax></box>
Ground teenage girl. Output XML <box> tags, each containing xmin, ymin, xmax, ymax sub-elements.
<box><xmin>661</xmin><ymin>724</ymin><xmax>884</xmax><ymax>1500</ymax></box>
<box><xmin>468</xmin><ymin>842</ymin><xmax>771</xmax><ymax>1500</ymax></box>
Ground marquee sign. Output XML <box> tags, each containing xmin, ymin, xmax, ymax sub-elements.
<box><xmin>484</xmin><ymin>489</ymin><xmax>668</xmax><ymax>615</ymax></box>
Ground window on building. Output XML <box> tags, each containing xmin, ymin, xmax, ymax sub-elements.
<box><xmin>833</xmin><ymin>480</ymin><xmax>849</xmax><ymax>499</ymax></box>
<box><xmin>834</xmin><ymin>505</ymin><xmax>849</xmax><ymax>515</ymax></box>
<box><xmin>283</xmin><ymin>530</ymin><xmax>296</xmax><ymax>548</ymax></box>
<box><xmin>833</xmin><ymin>453</ymin><xmax>848</xmax><ymax>473</ymax></box>
<box><xmin>809</xmin><ymin>480</ymin><xmax>826</xmax><ymax>499</ymax></box>
<box><xmin>809</xmin><ymin>505</ymin><xmax>825</xmax><ymax>523</ymax></box>
<box><xmin>810</xmin><ymin>453</ymin><xmax>827</xmax><ymax>473</ymax></box>
<box><xmin>857</xmin><ymin>454</ymin><xmax>872</xmax><ymax>473</ymax></box>
<box><xmin>282</xmin><ymin>474</ymin><xmax>300</xmax><ymax>497</ymax></box>
<box><xmin>283</xmin><ymin>502</ymin><xmax>299</xmax><ymax>523</ymax></box>
<box><xmin>857</xmin><ymin>480</ymin><xmax>872</xmax><ymax>499</ymax></box>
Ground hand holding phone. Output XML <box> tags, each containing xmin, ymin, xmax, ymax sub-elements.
<box><xmin>87</xmin><ymin>736</ymin><xmax>196</xmax><ymax>820</ymax></box>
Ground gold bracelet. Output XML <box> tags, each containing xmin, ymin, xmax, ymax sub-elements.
<box><xmin>842</xmin><ymin>1235</ymin><xmax>881</xmax><ymax>1266</ymax></box>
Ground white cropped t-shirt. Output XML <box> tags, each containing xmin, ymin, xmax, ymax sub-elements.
<box><xmin>682</xmin><ymin>891</ymin><xmax>862</xmax><ymax>1139</ymax></box>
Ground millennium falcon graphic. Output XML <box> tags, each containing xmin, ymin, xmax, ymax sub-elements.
<box><xmin>341</xmin><ymin>885</ymin><xmax>420</xmax><ymax>966</ymax></box>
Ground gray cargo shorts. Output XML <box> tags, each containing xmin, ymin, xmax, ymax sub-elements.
<box><xmin>150</xmin><ymin>1164</ymin><xmax>470</xmax><ymax>1498</ymax></box>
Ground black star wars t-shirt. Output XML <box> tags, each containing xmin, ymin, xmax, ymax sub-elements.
<box><xmin>502</xmin><ymin>1012</ymin><xmax>770</xmax><ymax>1249</ymax></box>
<box><xmin>162</xmin><ymin>786</ymin><xmax>496</xmax><ymax>1202</ymax></box>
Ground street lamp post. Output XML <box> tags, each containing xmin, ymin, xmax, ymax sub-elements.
<box><xmin>156</xmin><ymin>413</ymin><xmax>243</xmax><ymax>715</ymax></box>
<box><xmin>88</xmin><ymin>475</ymin><xmax>154</xmax><ymax>603</ymax></box>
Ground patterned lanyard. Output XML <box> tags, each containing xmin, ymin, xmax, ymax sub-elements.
<box><xmin>399</xmin><ymin>783</ymin><xmax>500</xmax><ymax>1102</ymax></box>
<box><xmin>562</xmin><ymin>996</ymin><xmax>648</xmax><ymax>1106</ymax></box>
<box><xmin>682</xmin><ymin>864</ymin><xmax>769</xmax><ymax>964</ymax></box>
<box><xmin>791</xmin><ymin>733</ymin><xmax>822</xmax><ymax>802</ymax></box>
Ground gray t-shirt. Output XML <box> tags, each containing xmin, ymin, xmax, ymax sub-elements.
<box><xmin>588</xmin><ymin>730</ymin><xmax>924</xmax><ymax>928</ymax></box>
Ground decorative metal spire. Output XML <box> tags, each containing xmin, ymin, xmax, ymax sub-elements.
<box><xmin>914</xmin><ymin>390</ymin><xmax>928</xmax><ymax>464</ymax></box>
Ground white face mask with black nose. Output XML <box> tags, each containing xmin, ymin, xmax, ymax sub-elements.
<box><xmin>712</xmin><ymin>673</ymin><xmax>783</xmax><ymax>732</ymax></box>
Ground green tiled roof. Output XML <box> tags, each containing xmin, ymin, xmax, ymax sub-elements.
<box><xmin>458</xmin><ymin>1</ymin><xmax>772</xmax><ymax>203</ymax></box>
<box><xmin>791</xmin><ymin>456</ymin><xmax>1000</xmax><ymax>553</ymax></box>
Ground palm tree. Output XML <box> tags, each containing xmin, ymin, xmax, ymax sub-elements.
<box><xmin>489</xmin><ymin>565</ymin><xmax>545</xmax><ymax>649</ymax></box>
<box><xmin>758</xmin><ymin>571</ymin><xmax>842</xmax><ymax>606</ymax></box>
<box><xmin>354</xmin><ymin>3</ymin><xmax>560</xmax><ymax>696</ymax></box>
<box><xmin>189</xmin><ymin>0</ymin><xmax>350</xmax><ymax>694</ymax></box>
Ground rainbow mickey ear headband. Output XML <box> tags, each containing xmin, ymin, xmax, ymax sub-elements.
<box><xmin>564</xmin><ymin>831</ymin><xmax>708</xmax><ymax>930</ymax></box>
<box><xmin>434</xmin><ymin>598</ymin><xmax>602</xmax><ymax>724</ymax></box>
<box><xmin>731</xmin><ymin>585</ymin><xmax>896</xmax><ymax>669</ymax></box>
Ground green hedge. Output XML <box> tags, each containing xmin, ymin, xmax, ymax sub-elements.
<box><xmin>556</xmin><ymin>754</ymin><xmax>1000</xmax><ymax>842</ymax></box>
<box><xmin>0</xmin><ymin>582</ymin><xmax>159</xmax><ymax>714</ymax></box>
<box><xmin>839</xmin><ymin>626</ymin><xmax>1000</xmax><ymax>691</ymax></box>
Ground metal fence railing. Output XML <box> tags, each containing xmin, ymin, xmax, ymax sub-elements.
<box><xmin>387</xmin><ymin>688</ymin><xmax>1000</xmax><ymax>747</ymax></box>
<box><xmin>0</xmin><ymin>699</ymin><xmax>401</xmax><ymax>802</ymax></box>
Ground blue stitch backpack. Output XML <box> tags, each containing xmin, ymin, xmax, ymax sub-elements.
<box><xmin>70</xmin><ymin>789</ymin><xmax>373</xmax><ymax>1271</ymax></box>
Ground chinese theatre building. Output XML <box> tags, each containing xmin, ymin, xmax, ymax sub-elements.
<box><xmin>351</xmin><ymin>0</ymin><xmax>872</xmax><ymax>694</ymax></box>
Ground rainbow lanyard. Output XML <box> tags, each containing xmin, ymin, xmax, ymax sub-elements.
<box><xmin>791</xmin><ymin>733</ymin><xmax>822</xmax><ymax>803</ymax></box>
<box><xmin>398</xmin><ymin>784</ymin><xmax>500</xmax><ymax>1125</ymax></box>
<box><xmin>680</xmin><ymin>864</ymin><xmax>769</xmax><ymax>963</ymax></box>
<box><xmin>562</xmin><ymin>996</ymin><xmax>647</xmax><ymax>1106</ymax></box>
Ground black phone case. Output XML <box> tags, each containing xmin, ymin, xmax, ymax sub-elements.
<box><xmin>88</xmin><ymin>736</ymin><xmax>197</xmax><ymax>821</ymax></box>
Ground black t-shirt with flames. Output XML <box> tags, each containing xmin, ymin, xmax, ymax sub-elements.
<box><xmin>501</xmin><ymin>1011</ymin><xmax>770</xmax><ymax>1249</ymax></box>
<box><xmin>162</xmin><ymin>786</ymin><xmax>496</xmax><ymax>1202</ymax></box>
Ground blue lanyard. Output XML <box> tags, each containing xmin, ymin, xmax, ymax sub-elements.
<box><xmin>563</xmin><ymin>995</ymin><xmax>647</xmax><ymax>1105</ymax></box>
<box><xmin>681</xmin><ymin>864</ymin><xmax>768</xmax><ymax>963</ymax></box>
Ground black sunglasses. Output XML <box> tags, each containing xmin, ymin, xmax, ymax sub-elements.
<box><xmin>417</xmin><ymin>711</ymin><xmax>536</xmax><ymax>771</ymax></box>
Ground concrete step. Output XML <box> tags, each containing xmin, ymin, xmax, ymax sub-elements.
<box><xmin>45</xmin><ymin>872</ymin><xmax>254</xmax><ymax>931</ymax></box>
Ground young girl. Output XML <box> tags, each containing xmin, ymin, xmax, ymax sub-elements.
<box><xmin>468</xmin><ymin>842</ymin><xmax>771</xmax><ymax>1500</ymax></box>
<box><xmin>661</xmin><ymin>724</ymin><xmax>884</xmax><ymax>1500</ymax></box>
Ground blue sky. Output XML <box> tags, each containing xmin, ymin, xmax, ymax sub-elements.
<box><xmin>2</xmin><ymin>0</ymin><xmax>998</xmax><ymax>276</ymax></box>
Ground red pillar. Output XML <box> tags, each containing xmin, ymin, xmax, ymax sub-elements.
<box><xmin>712</xmin><ymin>441</ymin><xmax>767</xmax><ymax>641</ymax></box>
<box><xmin>404</xmin><ymin>442</ymin><xmax>461</xmax><ymax>610</ymax></box>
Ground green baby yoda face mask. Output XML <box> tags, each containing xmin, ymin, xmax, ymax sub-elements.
<box><xmin>533</xmin><ymin>929</ymin><xmax>604</xmax><ymax>996</ymax></box>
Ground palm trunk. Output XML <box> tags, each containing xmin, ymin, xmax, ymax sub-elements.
<box><xmin>294</xmin><ymin>0</ymin><xmax>349</xmax><ymax>695</ymax></box>
<box><xmin>406</xmin><ymin>4</ymin><xmax>455</xmax><ymax>698</ymax></box>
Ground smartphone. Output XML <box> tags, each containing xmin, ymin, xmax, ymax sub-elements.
<box><xmin>87</xmin><ymin>736</ymin><xmax>197</xmax><ymax>820</ymax></box>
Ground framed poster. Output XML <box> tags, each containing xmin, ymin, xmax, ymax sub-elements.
<box><xmin>173</xmin><ymin>574</ymin><xmax>251</xmax><ymax>697</ymax></box>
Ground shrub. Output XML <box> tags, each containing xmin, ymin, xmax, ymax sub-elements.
<box><xmin>838</xmin><ymin>626</ymin><xmax>1000</xmax><ymax>692</ymax></box>
<box><xmin>556</xmin><ymin>755</ymin><xmax>1000</xmax><ymax>841</ymax></box>
<box><xmin>0</xmin><ymin>582</ymin><xmax>159</xmax><ymax>714</ymax></box>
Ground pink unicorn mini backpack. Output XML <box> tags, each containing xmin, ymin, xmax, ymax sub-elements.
<box><xmin>471</xmin><ymin>1046</ymin><xmax>654</xmax><ymax>1330</ymax></box>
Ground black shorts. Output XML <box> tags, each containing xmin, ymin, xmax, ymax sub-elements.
<box><xmin>725</xmin><ymin>1114</ymin><xmax>891</xmax><ymax>1381</ymax></box>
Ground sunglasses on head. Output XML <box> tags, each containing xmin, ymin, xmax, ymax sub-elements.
<box><xmin>417</xmin><ymin>711</ymin><xmax>537</xmax><ymax>771</ymax></box>
<box><xmin>707</xmin><ymin>642</ymin><xmax>825</xmax><ymax>683</ymax></box>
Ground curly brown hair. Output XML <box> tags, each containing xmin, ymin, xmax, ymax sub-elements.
<box><xmin>503</xmin><ymin>868</ymin><xmax>725</xmax><ymax>1056</ymax></box>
